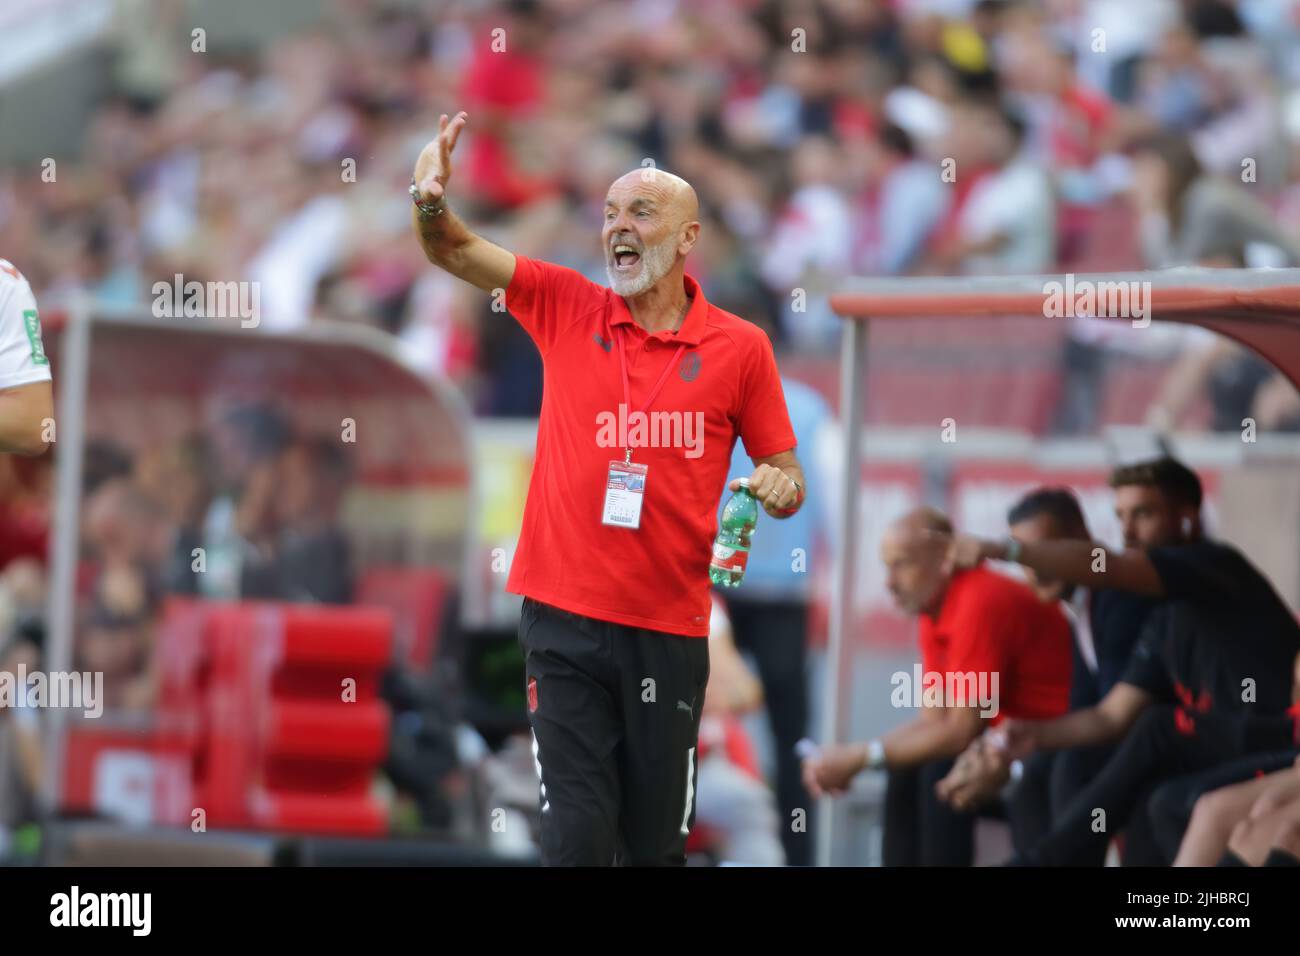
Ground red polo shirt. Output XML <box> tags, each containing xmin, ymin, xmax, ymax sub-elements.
<box><xmin>503</xmin><ymin>255</ymin><xmax>796</xmax><ymax>636</ymax></box>
<box><xmin>918</xmin><ymin>566</ymin><xmax>1073</xmax><ymax>722</ymax></box>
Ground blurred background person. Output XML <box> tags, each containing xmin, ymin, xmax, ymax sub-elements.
<box><xmin>718</xmin><ymin>373</ymin><xmax>833</xmax><ymax>866</ymax></box>
<box><xmin>0</xmin><ymin>558</ymin><xmax>47</xmax><ymax>857</ymax></box>
<box><xmin>693</xmin><ymin>596</ymin><xmax>785</xmax><ymax>866</ymax></box>
<box><xmin>759</xmin><ymin>136</ymin><xmax>852</xmax><ymax>351</ymax></box>
<box><xmin>848</xmin><ymin>122</ymin><xmax>950</xmax><ymax>277</ymax></box>
<box><xmin>0</xmin><ymin>258</ymin><xmax>52</xmax><ymax>457</ymax></box>
<box><xmin>240</xmin><ymin>436</ymin><xmax>355</xmax><ymax>605</ymax></box>
<box><xmin>921</xmin><ymin>98</ymin><xmax>1056</xmax><ymax>276</ymax></box>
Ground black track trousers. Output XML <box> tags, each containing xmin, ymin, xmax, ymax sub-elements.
<box><xmin>518</xmin><ymin>597</ymin><xmax>710</xmax><ymax>866</ymax></box>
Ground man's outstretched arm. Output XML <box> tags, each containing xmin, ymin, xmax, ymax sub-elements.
<box><xmin>411</xmin><ymin>111</ymin><xmax>516</xmax><ymax>294</ymax></box>
<box><xmin>945</xmin><ymin>534</ymin><xmax>1167</xmax><ymax>597</ymax></box>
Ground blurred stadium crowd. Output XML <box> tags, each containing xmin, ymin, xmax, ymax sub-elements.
<box><xmin>3</xmin><ymin>0</ymin><xmax>1300</xmax><ymax>864</ymax></box>
<box><xmin>3</xmin><ymin>0</ymin><xmax>1300</xmax><ymax>419</ymax></box>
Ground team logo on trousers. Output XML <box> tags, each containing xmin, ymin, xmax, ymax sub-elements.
<box><xmin>527</xmin><ymin>677</ymin><xmax>539</xmax><ymax>713</ymax></box>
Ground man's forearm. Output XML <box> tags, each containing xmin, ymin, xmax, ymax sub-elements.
<box><xmin>411</xmin><ymin>203</ymin><xmax>516</xmax><ymax>294</ymax></box>
<box><xmin>880</xmin><ymin>714</ymin><xmax>979</xmax><ymax>769</ymax></box>
<box><xmin>1034</xmin><ymin>706</ymin><xmax>1126</xmax><ymax>752</ymax></box>
<box><xmin>412</xmin><ymin>203</ymin><xmax>474</xmax><ymax>270</ymax></box>
<box><xmin>410</xmin><ymin>112</ymin><xmax>514</xmax><ymax>292</ymax></box>
<box><xmin>988</xmin><ymin>538</ymin><xmax>1165</xmax><ymax>597</ymax></box>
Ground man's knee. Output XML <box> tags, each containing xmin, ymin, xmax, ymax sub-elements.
<box><xmin>1190</xmin><ymin>786</ymin><xmax>1240</xmax><ymax>832</ymax></box>
<box><xmin>1250</xmin><ymin>785</ymin><xmax>1292</xmax><ymax>820</ymax></box>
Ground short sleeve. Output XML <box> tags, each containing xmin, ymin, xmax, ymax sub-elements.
<box><xmin>942</xmin><ymin>583</ymin><xmax>1009</xmax><ymax>700</ymax></box>
<box><xmin>1119</xmin><ymin>611</ymin><xmax>1174</xmax><ymax>701</ymax></box>
<box><xmin>0</xmin><ymin>265</ymin><xmax>52</xmax><ymax>390</ymax></box>
<box><xmin>735</xmin><ymin>331</ymin><xmax>796</xmax><ymax>459</ymax></box>
<box><xmin>503</xmin><ymin>254</ymin><xmax>606</xmax><ymax>356</ymax></box>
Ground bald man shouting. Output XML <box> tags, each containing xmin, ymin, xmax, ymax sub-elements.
<box><xmin>412</xmin><ymin>113</ymin><xmax>803</xmax><ymax>865</ymax></box>
<box><xmin>802</xmin><ymin>507</ymin><xmax>1072</xmax><ymax>865</ymax></box>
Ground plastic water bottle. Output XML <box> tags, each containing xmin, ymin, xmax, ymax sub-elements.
<box><xmin>709</xmin><ymin>478</ymin><xmax>758</xmax><ymax>587</ymax></box>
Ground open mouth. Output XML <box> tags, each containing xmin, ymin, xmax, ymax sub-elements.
<box><xmin>612</xmin><ymin>244</ymin><xmax>641</xmax><ymax>270</ymax></box>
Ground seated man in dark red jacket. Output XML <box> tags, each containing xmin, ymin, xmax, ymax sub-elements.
<box><xmin>803</xmin><ymin>506</ymin><xmax>1072</xmax><ymax>865</ymax></box>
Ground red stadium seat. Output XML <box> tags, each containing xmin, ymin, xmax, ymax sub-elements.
<box><xmin>148</xmin><ymin>599</ymin><xmax>394</xmax><ymax>836</ymax></box>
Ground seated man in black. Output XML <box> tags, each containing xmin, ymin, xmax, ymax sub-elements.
<box><xmin>945</xmin><ymin>457</ymin><xmax>1300</xmax><ymax>865</ymax></box>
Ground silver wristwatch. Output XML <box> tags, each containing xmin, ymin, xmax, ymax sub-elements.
<box><xmin>409</xmin><ymin>179</ymin><xmax>446</xmax><ymax>221</ymax></box>
<box><xmin>862</xmin><ymin>738</ymin><xmax>886</xmax><ymax>770</ymax></box>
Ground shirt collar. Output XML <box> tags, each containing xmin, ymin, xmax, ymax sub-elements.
<box><xmin>921</xmin><ymin>571</ymin><xmax>962</xmax><ymax>624</ymax></box>
<box><xmin>609</xmin><ymin>272</ymin><xmax>707</xmax><ymax>345</ymax></box>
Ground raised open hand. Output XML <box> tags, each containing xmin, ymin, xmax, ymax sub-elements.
<box><xmin>413</xmin><ymin>111</ymin><xmax>469</xmax><ymax>204</ymax></box>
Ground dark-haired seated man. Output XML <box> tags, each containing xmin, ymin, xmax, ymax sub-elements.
<box><xmin>946</xmin><ymin>458</ymin><xmax>1300</xmax><ymax>865</ymax></box>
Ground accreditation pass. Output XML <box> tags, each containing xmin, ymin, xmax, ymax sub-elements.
<box><xmin>602</xmin><ymin>460</ymin><xmax>648</xmax><ymax>529</ymax></box>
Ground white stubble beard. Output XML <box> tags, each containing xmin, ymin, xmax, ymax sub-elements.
<box><xmin>606</xmin><ymin>233</ymin><xmax>679</xmax><ymax>297</ymax></box>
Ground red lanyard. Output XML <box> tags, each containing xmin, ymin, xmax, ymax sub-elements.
<box><xmin>616</xmin><ymin>326</ymin><xmax>686</xmax><ymax>462</ymax></box>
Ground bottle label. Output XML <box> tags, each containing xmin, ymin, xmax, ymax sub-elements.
<box><xmin>710</xmin><ymin>542</ymin><xmax>748</xmax><ymax>573</ymax></box>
